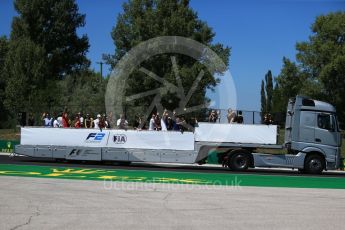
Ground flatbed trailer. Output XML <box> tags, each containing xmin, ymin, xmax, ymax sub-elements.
<box><xmin>15</xmin><ymin>96</ymin><xmax>342</xmax><ymax>174</ymax></box>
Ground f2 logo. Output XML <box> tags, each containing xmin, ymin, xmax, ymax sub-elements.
<box><xmin>86</xmin><ymin>133</ymin><xmax>105</xmax><ymax>142</ymax></box>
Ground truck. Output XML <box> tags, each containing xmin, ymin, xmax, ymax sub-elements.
<box><xmin>14</xmin><ymin>96</ymin><xmax>342</xmax><ymax>174</ymax></box>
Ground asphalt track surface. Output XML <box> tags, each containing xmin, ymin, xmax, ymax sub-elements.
<box><xmin>1</xmin><ymin>155</ymin><xmax>345</xmax><ymax>229</ymax></box>
<box><xmin>1</xmin><ymin>155</ymin><xmax>344</xmax><ymax>178</ymax></box>
<box><xmin>1</xmin><ymin>176</ymin><xmax>345</xmax><ymax>230</ymax></box>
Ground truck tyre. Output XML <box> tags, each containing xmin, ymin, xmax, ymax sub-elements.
<box><xmin>228</xmin><ymin>151</ymin><xmax>250</xmax><ymax>171</ymax></box>
<box><xmin>304</xmin><ymin>154</ymin><xmax>324</xmax><ymax>174</ymax></box>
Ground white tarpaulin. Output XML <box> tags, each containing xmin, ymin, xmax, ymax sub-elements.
<box><xmin>107</xmin><ymin>130</ymin><xmax>194</xmax><ymax>150</ymax></box>
<box><xmin>20</xmin><ymin>128</ymin><xmax>195</xmax><ymax>150</ymax></box>
<box><xmin>194</xmin><ymin>122</ymin><xmax>277</xmax><ymax>144</ymax></box>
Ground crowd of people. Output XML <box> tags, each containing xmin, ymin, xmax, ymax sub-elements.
<box><xmin>28</xmin><ymin>108</ymin><xmax>271</xmax><ymax>131</ymax></box>
<box><xmin>145</xmin><ymin>110</ymin><xmax>193</xmax><ymax>132</ymax></box>
<box><xmin>208</xmin><ymin>109</ymin><xmax>244</xmax><ymax>124</ymax></box>
<box><xmin>40</xmin><ymin>112</ymin><xmax>112</xmax><ymax>129</ymax></box>
<box><xmin>131</xmin><ymin>110</ymin><xmax>195</xmax><ymax>132</ymax></box>
<box><xmin>34</xmin><ymin>109</ymin><xmax>198</xmax><ymax>132</ymax></box>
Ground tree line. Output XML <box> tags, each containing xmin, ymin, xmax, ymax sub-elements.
<box><xmin>0</xmin><ymin>0</ymin><xmax>230</xmax><ymax>128</ymax></box>
<box><xmin>0</xmin><ymin>0</ymin><xmax>106</xmax><ymax>128</ymax></box>
<box><xmin>261</xmin><ymin>12</ymin><xmax>345</xmax><ymax>127</ymax></box>
<box><xmin>1</xmin><ymin>1</ymin><xmax>343</xmax><ymax>128</ymax></box>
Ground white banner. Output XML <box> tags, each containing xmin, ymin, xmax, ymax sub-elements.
<box><xmin>107</xmin><ymin>130</ymin><xmax>194</xmax><ymax>150</ymax></box>
<box><xmin>21</xmin><ymin>128</ymin><xmax>109</xmax><ymax>147</ymax></box>
<box><xmin>20</xmin><ymin>128</ymin><xmax>195</xmax><ymax>150</ymax></box>
<box><xmin>21</xmin><ymin>124</ymin><xmax>277</xmax><ymax>150</ymax></box>
<box><xmin>194</xmin><ymin>122</ymin><xmax>277</xmax><ymax>144</ymax></box>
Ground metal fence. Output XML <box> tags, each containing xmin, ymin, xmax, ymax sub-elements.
<box><xmin>203</xmin><ymin>109</ymin><xmax>286</xmax><ymax>125</ymax></box>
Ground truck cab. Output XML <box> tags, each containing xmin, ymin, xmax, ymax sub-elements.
<box><xmin>284</xmin><ymin>96</ymin><xmax>342</xmax><ymax>172</ymax></box>
<box><xmin>219</xmin><ymin>95</ymin><xmax>342</xmax><ymax>174</ymax></box>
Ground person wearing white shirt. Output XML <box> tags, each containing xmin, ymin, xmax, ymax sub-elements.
<box><xmin>93</xmin><ymin>114</ymin><xmax>101</xmax><ymax>129</ymax></box>
<box><xmin>53</xmin><ymin>119</ymin><xmax>60</xmax><ymax>127</ymax></box>
<box><xmin>57</xmin><ymin>115</ymin><xmax>62</xmax><ymax>127</ymax></box>
<box><xmin>78</xmin><ymin>112</ymin><xmax>84</xmax><ymax>127</ymax></box>
<box><xmin>149</xmin><ymin>114</ymin><xmax>156</xmax><ymax>131</ymax></box>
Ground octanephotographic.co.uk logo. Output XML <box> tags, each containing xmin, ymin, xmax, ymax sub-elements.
<box><xmin>105</xmin><ymin>36</ymin><xmax>237</xmax><ymax>144</ymax></box>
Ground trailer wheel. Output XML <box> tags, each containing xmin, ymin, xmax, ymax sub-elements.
<box><xmin>304</xmin><ymin>154</ymin><xmax>324</xmax><ymax>174</ymax></box>
<box><xmin>228</xmin><ymin>151</ymin><xmax>250</xmax><ymax>171</ymax></box>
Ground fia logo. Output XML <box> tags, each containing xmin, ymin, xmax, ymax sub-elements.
<box><xmin>86</xmin><ymin>133</ymin><xmax>105</xmax><ymax>142</ymax></box>
<box><xmin>113</xmin><ymin>134</ymin><xmax>127</xmax><ymax>144</ymax></box>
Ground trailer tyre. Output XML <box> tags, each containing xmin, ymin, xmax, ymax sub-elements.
<box><xmin>304</xmin><ymin>154</ymin><xmax>324</xmax><ymax>174</ymax></box>
<box><xmin>228</xmin><ymin>151</ymin><xmax>250</xmax><ymax>171</ymax></box>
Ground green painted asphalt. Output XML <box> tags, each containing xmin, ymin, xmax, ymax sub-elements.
<box><xmin>0</xmin><ymin>164</ymin><xmax>345</xmax><ymax>189</ymax></box>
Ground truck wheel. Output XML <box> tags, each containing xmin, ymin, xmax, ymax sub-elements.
<box><xmin>228</xmin><ymin>151</ymin><xmax>250</xmax><ymax>171</ymax></box>
<box><xmin>304</xmin><ymin>154</ymin><xmax>324</xmax><ymax>174</ymax></box>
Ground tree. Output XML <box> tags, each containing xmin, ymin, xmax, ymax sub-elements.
<box><xmin>296</xmin><ymin>12</ymin><xmax>345</xmax><ymax>124</ymax></box>
<box><xmin>105</xmin><ymin>0</ymin><xmax>230</xmax><ymax>119</ymax></box>
<box><xmin>2</xmin><ymin>0</ymin><xmax>91</xmax><ymax>125</ymax></box>
<box><xmin>58</xmin><ymin>70</ymin><xmax>107</xmax><ymax>116</ymax></box>
<box><xmin>265</xmin><ymin>70</ymin><xmax>273</xmax><ymax>113</ymax></box>
<box><xmin>11</xmin><ymin>0</ymin><xmax>90</xmax><ymax>78</ymax></box>
<box><xmin>260</xmin><ymin>70</ymin><xmax>273</xmax><ymax>121</ymax></box>
<box><xmin>0</xmin><ymin>36</ymin><xmax>10</xmax><ymax>127</ymax></box>
<box><xmin>3</xmin><ymin>38</ymin><xmax>48</xmax><ymax>113</ymax></box>
<box><xmin>260</xmin><ymin>80</ymin><xmax>266</xmax><ymax>120</ymax></box>
<box><xmin>272</xmin><ymin>57</ymin><xmax>305</xmax><ymax>113</ymax></box>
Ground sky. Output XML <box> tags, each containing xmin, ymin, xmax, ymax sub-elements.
<box><xmin>0</xmin><ymin>0</ymin><xmax>344</xmax><ymax>112</ymax></box>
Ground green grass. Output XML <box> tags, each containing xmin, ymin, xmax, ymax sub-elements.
<box><xmin>0</xmin><ymin>129</ymin><xmax>19</xmax><ymax>141</ymax></box>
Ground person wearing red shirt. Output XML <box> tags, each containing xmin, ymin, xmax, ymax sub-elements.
<box><xmin>74</xmin><ymin>115</ymin><xmax>81</xmax><ymax>128</ymax></box>
<box><xmin>62</xmin><ymin>112</ymin><xmax>69</xmax><ymax>128</ymax></box>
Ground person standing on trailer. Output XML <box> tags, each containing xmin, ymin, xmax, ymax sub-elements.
<box><xmin>78</xmin><ymin>112</ymin><xmax>84</xmax><ymax>127</ymax></box>
<box><xmin>99</xmin><ymin>114</ymin><xmax>106</xmax><ymax>130</ymax></box>
<box><xmin>74</xmin><ymin>115</ymin><xmax>81</xmax><ymax>128</ymax></box>
<box><xmin>227</xmin><ymin>109</ymin><xmax>237</xmax><ymax>123</ymax></box>
<box><xmin>62</xmin><ymin>112</ymin><xmax>69</xmax><ymax>128</ymax></box>
<box><xmin>42</xmin><ymin>113</ymin><xmax>53</xmax><ymax>127</ymax></box>
<box><xmin>57</xmin><ymin>112</ymin><xmax>63</xmax><ymax>127</ymax></box>
<box><xmin>93</xmin><ymin>114</ymin><xmax>101</xmax><ymax>129</ymax></box>
<box><xmin>52</xmin><ymin>116</ymin><xmax>60</xmax><ymax>127</ymax></box>
<box><xmin>117</xmin><ymin>114</ymin><xmax>128</xmax><ymax>130</ymax></box>
<box><xmin>208</xmin><ymin>110</ymin><xmax>218</xmax><ymax>123</ymax></box>
<box><xmin>84</xmin><ymin>114</ymin><xmax>92</xmax><ymax>128</ymax></box>
<box><xmin>149</xmin><ymin>114</ymin><xmax>156</xmax><ymax>131</ymax></box>
<box><xmin>155</xmin><ymin>113</ymin><xmax>162</xmax><ymax>130</ymax></box>
<box><xmin>235</xmin><ymin>111</ymin><xmax>244</xmax><ymax>124</ymax></box>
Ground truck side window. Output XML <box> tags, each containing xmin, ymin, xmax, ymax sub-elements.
<box><xmin>317</xmin><ymin>114</ymin><xmax>332</xmax><ymax>130</ymax></box>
